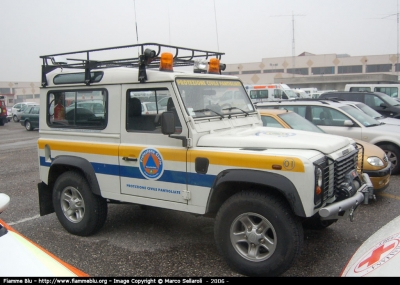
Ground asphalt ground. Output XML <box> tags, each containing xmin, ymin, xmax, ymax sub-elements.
<box><xmin>1</xmin><ymin>121</ymin><xmax>400</xmax><ymax>277</ymax></box>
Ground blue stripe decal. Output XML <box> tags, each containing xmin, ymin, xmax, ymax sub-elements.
<box><xmin>92</xmin><ymin>162</ymin><xmax>120</xmax><ymax>176</ymax></box>
<box><xmin>40</xmin><ymin>156</ymin><xmax>216</xmax><ymax>187</ymax></box>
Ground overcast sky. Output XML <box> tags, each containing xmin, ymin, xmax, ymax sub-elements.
<box><xmin>1</xmin><ymin>0</ymin><xmax>399</xmax><ymax>82</ymax></box>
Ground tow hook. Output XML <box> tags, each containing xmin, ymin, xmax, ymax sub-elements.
<box><xmin>349</xmin><ymin>207</ymin><xmax>355</xmax><ymax>222</ymax></box>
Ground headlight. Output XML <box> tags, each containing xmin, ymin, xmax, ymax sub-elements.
<box><xmin>367</xmin><ymin>156</ymin><xmax>384</xmax><ymax>166</ymax></box>
<box><xmin>316</xmin><ymin>168</ymin><xmax>323</xmax><ymax>187</ymax></box>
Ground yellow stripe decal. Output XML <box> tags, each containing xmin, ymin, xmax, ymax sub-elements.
<box><xmin>38</xmin><ymin>140</ymin><xmax>305</xmax><ymax>172</ymax></box>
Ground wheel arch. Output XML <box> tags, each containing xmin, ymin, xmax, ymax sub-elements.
<box><xmin>48</xmin><ymin>155</ymin><xmax>101</xmax><ymax>196</ymax></box>
<box><xmin>205</xmin><ymin>169</ymin><xmax>306</xmax><ymax>218</ymax></box>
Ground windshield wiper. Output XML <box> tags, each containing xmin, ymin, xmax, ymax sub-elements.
<box><xmin>222</xmin><ymin>106</ymin><xmax>249</xmax><ymax>117</ymax></box>
<box><xmin>193</xmin><ymin>108</ymin><xmax>224</xmax><ymax>119</ymax></box>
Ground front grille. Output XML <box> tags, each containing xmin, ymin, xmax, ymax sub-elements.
<box><xmin>314</xmin><ymin>147</ymin><xmax>359</xmax><ymax>206</ymax></box>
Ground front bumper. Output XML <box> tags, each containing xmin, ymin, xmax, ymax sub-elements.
<box><xmin>318</xmin><ymin>173</ymin><xmax>373</xmax><ymax>221</ymax></box>
<box><xmin>364</xmin><ymin>162</ymin><xmax>391</xmax><ymax>191</ymax></box>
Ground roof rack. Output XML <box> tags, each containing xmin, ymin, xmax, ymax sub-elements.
<box><xmin>40</xmin><ymin>43</ymin><xmax>225</xmax><ymax>87</ymax></box>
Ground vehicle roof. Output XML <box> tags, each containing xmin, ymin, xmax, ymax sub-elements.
<box><xmin>44</xmin><ymin>67</ymin><xmax>239</xmax><ymax>87</ymax></box>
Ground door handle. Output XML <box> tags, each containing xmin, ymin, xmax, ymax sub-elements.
<box><xmin>122</xmin><ymin>157</ymin><xmax>138</xmax><ymax>162</ymax></box>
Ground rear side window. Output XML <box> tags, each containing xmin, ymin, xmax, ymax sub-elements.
<box><xmin>47</xmin><ymin>89</ymin><xmax>107</xmax><ymax>129</ymax></box>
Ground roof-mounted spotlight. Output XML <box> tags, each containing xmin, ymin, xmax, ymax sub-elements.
<box><xmin>194</xmin><ymin>59</ymin><xmax>208</xmax><ymax>73</ymax></box>
<box><xmin>138</xmin><ymin>48</ymin><xmax>157</xmax><ymax>83</ymax></box>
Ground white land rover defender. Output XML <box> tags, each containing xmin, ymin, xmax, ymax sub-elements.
<box><xmin>37</xmin><ymin>43</ymin><xmax>372</xmax><ymax>277</ymax></box>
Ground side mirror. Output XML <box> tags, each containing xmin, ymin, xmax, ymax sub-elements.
<box><xmin>344</xmin><ymin>120</ymin><xmax>354</xmax><ymax>126</ymax></box>
<box><xmin>161</xmin><ymin>111</ymin><xmax>175</xmax><ymax>135</ymax></box>
<box><xmin>380</xmin><ymin>103</ymin><xmax>387</xmax><ymax>108</ymax></box>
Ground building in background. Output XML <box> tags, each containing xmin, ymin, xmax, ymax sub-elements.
<box><xmin>0</xmin><ymin>82</ymin><xmax>40</xmax><ymax>107</ymax></box>
<box><xmin>223</xmin><ymin>52</ymin><xmax>400</xmax><ymax>91</ymax></box>
<box><xmin>2</xmin><ymin>51</ymin><xmax>399</xmax><ymax>104</ymax></box>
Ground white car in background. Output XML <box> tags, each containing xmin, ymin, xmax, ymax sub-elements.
<box><xmin>11</xmin><ymin>102</ymin><xmax>37</xmax><ymax>122</ymax></box>
<box><xmin>141</xmin><ymin>101</ymin><xmax>160</xmax><ymax>114</ymax></box>
<box><xmin>342</xmin><ymin>100</ymin><xmax>400</xmax><ymax>126</ymax></box>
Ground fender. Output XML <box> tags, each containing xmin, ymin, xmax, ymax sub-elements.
<box><xmin>50</xmin><ymin>155</ymin><xmax>101</xmax><ymax>195</ymax></box>
<box><xmin>206</xmin><ymin>169</ymin><xmax>306</xmax><ymax>217</ymax></box>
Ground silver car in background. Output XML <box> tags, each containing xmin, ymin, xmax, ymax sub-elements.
<box><xmin>256</xmin><ymin>100</ymin><xmax>400</xmax><ymax>175</ymax></box>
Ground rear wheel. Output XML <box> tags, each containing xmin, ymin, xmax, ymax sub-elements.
<box><xmin>380</xmin><ymin>144</ymin><xmax>400</xmax><ymax>175</ymax></box>
<box><xmin>214</xmin><ymin>191</ymin><xmax>303</xmax><ymax>277</ymax></box>
<box><xmin>25</xmin><ymin>121</ymin><xmax>33</xmax><ymax>131</ymax></box>
<box><xmin>53</xmin><ymin>171</ymin><xmax>108</xmax><ymax>236</ymax></box>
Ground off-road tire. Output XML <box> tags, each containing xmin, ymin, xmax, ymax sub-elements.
<box><xmin>214</xmin><ymin>190</ymin><xmax>304</xmax><ymax>277</ymax></box>
<box><xmin>380</xmin><ymin>144</ymin><xmax>400</xmax><ymax>175</ymax></box>
<box><xmin>53</xmin><ymin>171</ymin><xmax>108</xmax><ymax>236</ymax></box>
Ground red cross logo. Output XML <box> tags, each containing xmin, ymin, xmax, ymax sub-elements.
<box><xmin>358</xmin><ymin>243</ymin><xmax>396</xmax><ymax>268</ymax></box>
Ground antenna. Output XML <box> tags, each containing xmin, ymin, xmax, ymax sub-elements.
<box><xmin>213</xmin><ymin>0</ymin><xmax>220</xmax><ymax>51</ymax></box>
<box><xmin>373</xmin><ymin>0</ymin><xmax>399</xmax><ymax>81</ymax></box>
<box><xmin>133</xmin><ymin>0</ymin><xmax>139</xmax><ymax>44</ymax></box>
<box><xmin>271</xmin><ymin>12</ymin><xmax>306</xmax><ymax>77</ymax></box>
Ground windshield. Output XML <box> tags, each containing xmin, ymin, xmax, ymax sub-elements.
<box><xmin>176</xmin><ymin>78</ymin><xmax>255</xmax><ymax>118</ymax></box>
<box><xmin>353</xmin><ymin>103</ymin><xmax>383</xmax><ymax>118</ymax></box>
<box><xmin>375</xmin><ymin>92</ymin><xmax>400</xmax><ymax>106</ymax></box>
<box><xmin>339</xmin><ymin>105</ymin><xmax>381</xmax><ymax>127</ymax></box>
<box><xmin>279</xmin><ymin>112</ymin><xmax>325</xmax><ymax>133</ymax></box>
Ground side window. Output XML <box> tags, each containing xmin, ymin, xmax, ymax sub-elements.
<box><xmin>32</xmin><ymin>106</ymin><xmax>40</xmax><ymax>114</ymax></box>
<box><xmin>126</xmin><ymin>88</ymin><xmax>180</xmax><ymax>133</ymax></box>
<box><xmin>312</xmin><ymin>106</ymin><xmax>348</xmax><ymax>126</ymax></box>
<box><xmin>47</xmin><ymin>89</ymin><xmax>107</xmax><ymax>129</ymax></box>
<box><xmin>365</xmin><ymin>94</ymin><xmax>383</xmax><ymax>107</ymax></box>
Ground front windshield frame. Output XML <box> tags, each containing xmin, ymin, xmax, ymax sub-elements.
<box><xmin>175</xmin><ymin>78</ymin><xmax>256</xmax><ymax>119</ymax></box>
<box><xmin>339</xmin><ymin>105</ymin><xmax>381</xmax><ymax>127</ymax></box>
<box><xmin>279</xmin><ymin>112</ymin><xmax>325</xmax><ymax>133</ymax></box>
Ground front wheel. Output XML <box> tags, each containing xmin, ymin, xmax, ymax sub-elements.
<box><xmin>214</xmin><ymin>191</ymin><xmax>304</xmax><ymax>277</ymax></box>
<box><xmin>13</xmin><ymin>115</ymin><xmax>19</xmax><ymax>122</ymax></box>
<box><xmin>380</xmin><ymin>144</ymin><xmax>400</xmax><ymax>175</ymax></box>
<box><xmin>25</xmin><ymin>121</ymin><xmax>33</xmax><ymax>131</ymax></box>
<box><xmin>53</xmin><ymin>171</ymin><xmax>108</xmax><ymax>236</ymax></box>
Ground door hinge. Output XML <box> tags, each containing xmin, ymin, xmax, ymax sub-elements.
<box><xmin>181</xmin><ymin>190</ymin><xmax>191</xmax><ymax>201</ymax></box>
<box><xmin>186</xmin><ymin>138</ymin><xmax>193</xmax><ymax>148</ymax></box>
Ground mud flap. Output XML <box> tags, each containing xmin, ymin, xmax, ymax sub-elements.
<box><xmin>38</xmin><ymin>182</ymin><xmax>54</xmax><ymax>216</ymax></box>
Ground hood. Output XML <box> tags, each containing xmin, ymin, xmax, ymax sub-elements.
<box><xmin>197</xmin><ymin>126</ymin><xmax>351</xmax><ymax>154</ymax></box>
<box><xmin>379</xmin><ymin>117</ymin><xmax>400</xmax><ymax>126</ymax></box>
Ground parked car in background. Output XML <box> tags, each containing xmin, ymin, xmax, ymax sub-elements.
<box><xmin>258</xmin><ymin>108</ymin><xmax>390</xmax><ymax>192</ymax></box>
<box><xmin>66</xmin><ymin>100</ymin><xmax>105</xmax><ymax>118</ymax></box>
<box><xmin>7</xmin><ymin>107</ymin><xmax>12</xmax><ymax>122</ymax></box>
<box><xmin>0</xmin><ymin>193</ymin><xmax>88</xmax><ymax>277</ymax></box>
<box><xmin>319</xmin><ymin>91</ymin><xmax>400</xmax><ymax>119</ymax></box>
<box><xmin>11</xmin><ymin>102</ymin><xmax>37</xmax><ymax>122</ymax></box>
<box><xmin>341</xmin><ymin>213</ymin><xmax>400</xmax><ymax>277</ymax></box>
<box><xmin>20</xmin><ymin>104</ymin><xmax>40</xmax><ymax>131</ymax></box>
<box><xmin>141</xmin><ymin>101</ymin><xmax>159</xmax><ymax>114</ymax></box>
<box><xmin>256</xmin><ymin>100</ymin><xmax>400</xmax><ymax>175</ymax></box>
<box><xmin>338</xmin><ymin>100</ymin><xmax>400</xmax><ymax>126</ymax></box>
